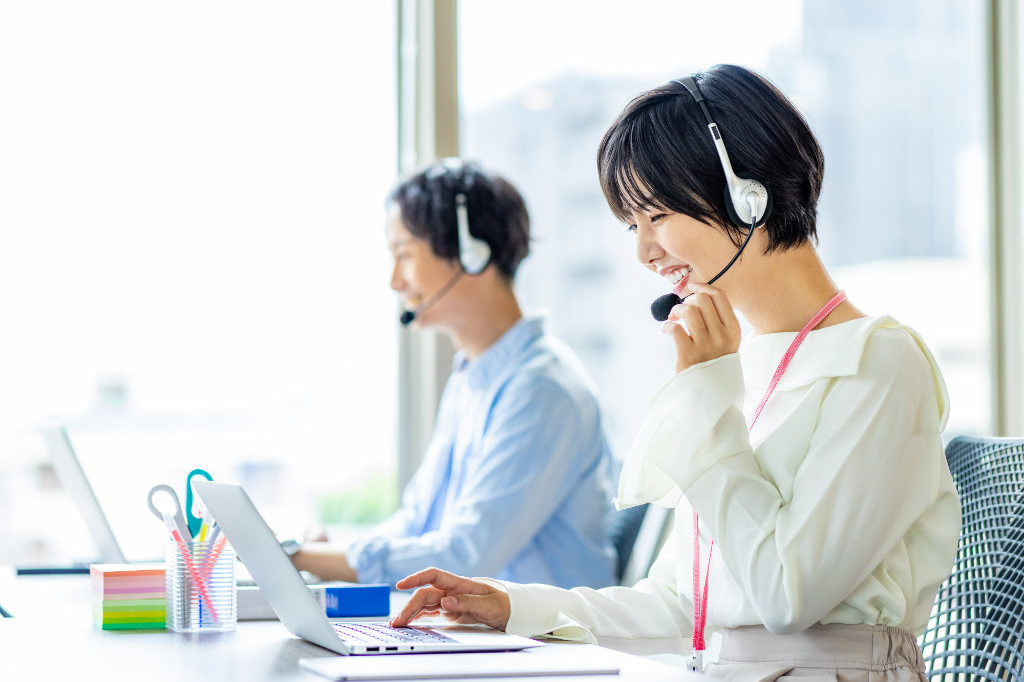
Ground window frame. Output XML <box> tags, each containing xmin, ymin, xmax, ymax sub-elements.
<box><xmin>393</xmin><ymin>0</ymin><xmax>1024</xmax><ymax>490</ymax></box>
<box><xmin>395</xmin><ymin>0</ymin><xmax>460</xmax><ymax>490</ymax></box>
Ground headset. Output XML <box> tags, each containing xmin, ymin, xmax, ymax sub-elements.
<box><xmin>400</xmin><ymin>158</ymin><xmax>493</xmax><ymax>326</ymax></box>
<box><xmin>651</xmin><ymin>75</ymin><xmax>774</xmax><ymax>322</ymax></box>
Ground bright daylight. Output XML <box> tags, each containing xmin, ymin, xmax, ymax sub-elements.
<box><xmin>1</xmin><ymin>2</ymin><xmax>1022</xmax><ymax>682</ymax></box>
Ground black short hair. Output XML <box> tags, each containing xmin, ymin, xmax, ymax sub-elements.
<box><xmin>388</xmin><ymin>161</ymin><xmax>530</xmax><ymax>280</ymax></box>
<box><xmin>598</xmin><ymin>64</ymin><xmax>825</xmax><ymax>253</ymax></box>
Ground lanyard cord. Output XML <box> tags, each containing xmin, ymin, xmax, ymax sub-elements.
<box><xmin>692</xmin><ymin>511</ymin><xmax>714</xmax><ymax>651</ymax></box>
<box><xmin>690</xmin><ymin>290</ymin><xmax>847</xmax><ymax>654</ymax></box>
<box><xmin>748</xmin><ymin>291</ymin><xmax>849</xmax><ymax>430</ymax></box>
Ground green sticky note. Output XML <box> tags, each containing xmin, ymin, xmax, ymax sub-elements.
<box><xmin>95</xmin><ymin>610</ymin><xmax>167</xmax><ymax>620</ymax></box>
<box><xmin>97</xmin><ymin>622</ymin><xmax>167</xmax><ymax>630</ymax></box>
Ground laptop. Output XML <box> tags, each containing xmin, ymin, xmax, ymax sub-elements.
<box><xmin>193</xmin><ymin>479</ymin><xmax>543</xmax><ymax>656</ymax></box>
<box><xmin>40</xmin><ymin>425</ymin><xmax>128</xmax><ymax>565</ymax></box>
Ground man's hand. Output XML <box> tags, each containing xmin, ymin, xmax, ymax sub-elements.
<box><xmin>390</xmin><ymin>568</ymin><xmax>510</xmax><ymax>631</ymax></box>
<box><xmin>663</xmin><ymin>282</ymin><xmax>742</xmax><ymax>373</ymax></box>
<box><xmin>291</xmin><ymin>542</ymin><xmax>358</xmax><ymax>583</ymax></box>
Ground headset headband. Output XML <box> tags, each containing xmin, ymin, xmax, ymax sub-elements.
<box><xmin>675</xmin><ymin>76</ymin><xmax>715</xmax><ymax>128</ymax></box>
<box><xmin>670</xmin><ymin>75</ymin><xmax>771</xmax><ymax>229</ymax></box>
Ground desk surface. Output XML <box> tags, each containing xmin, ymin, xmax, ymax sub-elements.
<box><xmin>0</xmin><ymin>572</ymin><xmax>690</xmax><ymax>682</ymax></box>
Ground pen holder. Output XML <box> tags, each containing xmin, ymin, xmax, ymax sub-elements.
<box><xmin>165</xmin><ymin>538</ymin><xmax>237</xmax><ymax>632</ymax></box>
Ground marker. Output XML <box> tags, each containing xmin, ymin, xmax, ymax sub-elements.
<box><xmin>196</xmin><ymin>500</ymin><xmax>214</xmax><ymax>541</ymax></box>
<box><xmin>162</xmin><ymin>512</ymin><xmax>219</xmax><ymax>621</ymax></box>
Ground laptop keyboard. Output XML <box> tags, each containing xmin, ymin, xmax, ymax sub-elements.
<box><xmin>332</xmin><ymin>623</ymin><xmax>457</xmax><ymax>645</ymax></box>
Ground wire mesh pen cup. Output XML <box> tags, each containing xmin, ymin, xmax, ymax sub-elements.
<box><xmin>165</xmin><ymin>538</ymin><xmax>237</xmax><ymax>632</ymax></box>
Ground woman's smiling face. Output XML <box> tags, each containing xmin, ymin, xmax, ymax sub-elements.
<box><xmin>629</xmin><ymin>207</ymin><xmax>752</xmax><ymax>298</ymax></box>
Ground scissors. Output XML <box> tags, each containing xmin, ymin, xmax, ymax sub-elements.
<box><xmin>146</xmin><ymin>484</ymin><xmax>191</xmax><ymax>542</ymax></box>
<box><xmin>185</xmin><ymin>469</ymin><xmax>213</xmax><ymax>538</ymax></box>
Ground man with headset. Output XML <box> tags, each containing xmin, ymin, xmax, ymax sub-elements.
<box><xmin>290</xmin><ymin>159</ymin><xmax>617</xmax><ymax>590</ymax></box>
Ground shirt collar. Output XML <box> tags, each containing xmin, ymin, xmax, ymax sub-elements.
<box><xmin>740</xmin><ymin>315</ymin><xmax>901</xmax><ymax>392</ymax></box>
<box><xmin>452</xmin><ymin>315</ymin><xmax>546</xmax><ymax>392</ymax></box>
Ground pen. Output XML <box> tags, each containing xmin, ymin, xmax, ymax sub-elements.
<box><xmin>162</xmin><ymin>512</ymin><xmax>220</xmax><ymax>621</ymax></box>
<box><xmin>206</xmin><ymin>525</ymin><xmax>222</xmax><ymax>545</ymax></box>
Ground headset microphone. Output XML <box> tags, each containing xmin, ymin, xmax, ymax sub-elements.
<box><xmin>651</xmin><ymin>76</ymin><xmax>773</xmax><ymax>322</ymax></box>
<box><xmin>400</xmin><ymin>270</ymin><xmax>464</xmax><ymax>326</ymax></box>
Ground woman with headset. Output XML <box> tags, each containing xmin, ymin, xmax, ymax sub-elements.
<box><xmin>389</xmin><ymin>65</ymin><xmax>961</xmax><ymax>682</ymax></box>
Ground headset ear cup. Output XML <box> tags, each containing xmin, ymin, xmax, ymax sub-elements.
<box><xmin>723</xmin><ymin>171</ymin><xmax>773</xmax><ymax>229</ymax></box>
<box><xmin>460</xmin><ymin>240</ymin><xmax>491</xmax><ymax>275</ymax></box>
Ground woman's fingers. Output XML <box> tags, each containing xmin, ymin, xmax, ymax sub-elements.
<box><xmin>395</xmin><ymin>567</ymin><xmax>466</xmax><ymax>593</ymax></box>
<box><xmin>681</xmin><ymin>301</ymin><xmax>710</xmax><ymax>346</ymax></box>
<box><xmin>391</xmin><ymin>569</ymin><xmax>509</xmax><ymax>629</ymax></box>
<box><xmin>667</xmin><ymin>302</ymin><xmax>707</xmax><ymax>347</ymax></box>
<box><xmin>391</xmin><ymin>586</ymin><xmax>446</xmax><ymax>626</ymax></box>
<box><xmin>663</xmin><ymin>283</ymin><xmax>742</xmax><ymax>373</ymax></box>
<box><xmin>406</xmin><ymin>609</ymin><xmax>441</xmax><ymax>623</ymax></box>
<box><xmin>392</xmin><ymin>590</ymin><xmax>510</xmax><ymax>630</ymax></box>
<box><xmin>687</xmin><ymin>282</ymin><xmax>741</xmax><ymax>343</ymax></box>
<box><xmin>684</xmin><ymin>292</ymin><xmax>726</xmax><ymax>347</ymax></box>
<box><xmin>662</xmin><ymin>319</ymin><xmax>693</xmax><ymax>374</ymax></box>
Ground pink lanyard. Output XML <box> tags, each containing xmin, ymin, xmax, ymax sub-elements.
<box><xmin>691</xmin><ymin>291</ymin><xmax>847</xmax><ymax>654</ymax></box>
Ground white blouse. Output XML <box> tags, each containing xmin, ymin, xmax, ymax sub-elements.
<box><xmin>498</xmin><ymin>316</ymin><xmax>961</xmax><ymax>652</ymax></box>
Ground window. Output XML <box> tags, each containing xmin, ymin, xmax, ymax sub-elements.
<box><xmin>0</xmin><ymin>2</ymin><xmax>398</xmax><ymax>563</ymax></box>
<box><xmin>460</xmin><ymin>0</ymin><xmax>990</xmax><ymax>461</ymax></box>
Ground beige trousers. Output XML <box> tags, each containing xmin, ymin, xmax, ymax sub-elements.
<box><xmin>704</xmin><ymin>624</ymin><xmax>927</xmax><ymax>682</ymax></box>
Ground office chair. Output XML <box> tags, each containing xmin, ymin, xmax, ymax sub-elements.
<box><xmin>607</xmin><ymin>504</ymin><xmax>649</xmax><ymax>584</ymax></box>
<box><xmin>607</xmin><ymin>503</ymin><xmax>676</xmax><ymax>587</ymax></box>
<box><xmin>920</xmin><ymin>436</ymin><xmax>1024</xmax><ymax>682</ymax></box>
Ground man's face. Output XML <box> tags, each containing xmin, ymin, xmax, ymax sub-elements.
<box><xmin>387</xmin><ymin>205</ymin><xmax>461</xmax><ymax>329</ymax></box>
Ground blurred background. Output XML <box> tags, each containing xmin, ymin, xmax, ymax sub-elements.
<box><xmin>0</xmin><ymin>0</ymin><xmax>1015</xmax><ymax>566</ymax></box>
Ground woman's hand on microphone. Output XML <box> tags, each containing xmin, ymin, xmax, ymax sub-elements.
<box><xmin>663</xmin><ymin>282</ymin><xmax>742</xmax><ymax>373</ymax></box>
<box><xmin>390</xmin><ymin>568</ymin><xmax>510</xmax><ymax>631</ymax></box>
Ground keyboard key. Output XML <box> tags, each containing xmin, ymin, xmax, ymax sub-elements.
<box><xmin>332</xmin><ymin>623</ymin><xmax>456</xmax><ymax>645</ymax></box>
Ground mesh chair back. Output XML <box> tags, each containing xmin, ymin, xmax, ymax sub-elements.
<box><xmin>920</xmin><ymin>436</ymin><xmax>1024</xmax><ymax>682</ymax></box>
<box><xmin>606</xmin><ymin>503</ymin><xmax>648</xmax><ymax>583</ymax></box>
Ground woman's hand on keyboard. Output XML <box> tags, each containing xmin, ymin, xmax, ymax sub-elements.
<box><xmin>390</xmin><ymin>568</ymin><xmax>510</xmax><ymax>631</ymax></box>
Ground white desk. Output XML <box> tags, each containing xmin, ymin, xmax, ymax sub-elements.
<box><xmin>0</xmin><ymin>572</ymin><xmax>691</xmax><ymax>682</ymax></box>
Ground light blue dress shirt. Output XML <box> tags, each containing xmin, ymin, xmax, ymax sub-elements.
<box><xmin>348</xmin><ymin>315</ymin><xmax>617</xmax><ymax>589</ymax></box>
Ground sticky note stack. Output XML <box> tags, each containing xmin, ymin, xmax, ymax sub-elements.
<box><xmin>91</xmin><ymin>564</ymin><xmax>166</xmax><ymax>630</ymax></box>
